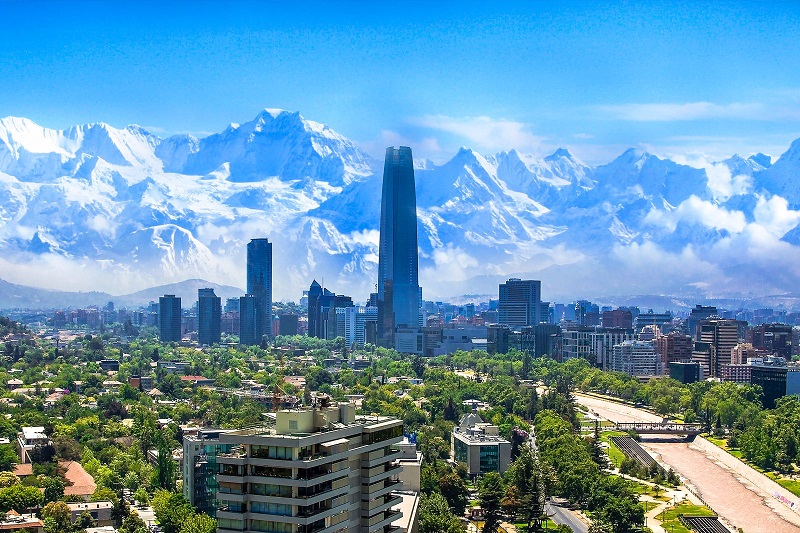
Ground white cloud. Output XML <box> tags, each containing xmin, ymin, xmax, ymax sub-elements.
<box><xmin>753</xmin><ymin>195</ymin><xmax>800</xmax><ymax>237</ymax></box>
<box><xmin>644</xmin><ymin>195</ymin><xmax>747</xmax><ymax>233</ymax></box>
<box><xmin>410</xmin><ymin>115</ymin><xmax>546</xmax><ymax>154</ymax></box>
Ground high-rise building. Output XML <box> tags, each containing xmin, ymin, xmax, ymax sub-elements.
<box><xmin>307</xmin><ymin>280</ymin><xmax>354</xmax><ymax>340</ymax></box>
<box><xmin>247</xmin><ymin>238</ymin><xmax>273</xmax><ymax>343</ymax></box>
<box><xmin>688</xmin><ymin>305</ymin><xmax>718</xmax><ymax>340</ymax></box>
<box><xmin>183</xmin><ymin>402</ymin><xmax>411</xmax><ymax>533</ymax></box>
<box><xmin>602</xmin><ymin>309</ymin><xmax>633</xmax><ymax>329</ymax></box>
<box><xmin>377</xmin><ymin>146</ymin><xmax>421</xmax><ymax>350</ymax></box>
<box><xmin>197</xmin><ymin>288</ymin><xmax>221</xmax><ymax>346</ymax></box>
<box><xmin>278</xmin><ymin>314</ymin><xmax>299</xmax><ymax>336</ymax></box>
<box><xmin>693</xmin><ymin>318</ymin><xmax>740</xmax><ymax>378</ymax></box>
<box><xmin>498</xmin><ymin>278</ymin><xmax>543</xmax><ymax>327</ymax></box>
<box><xmin>239</xmin><ymin>294</ymin><xmax>259</xmax><ymax>346</ymax></box>
<box><xmin>749</xmin><ymin>323</ymin><xmax>793</xmax><ymax>360</ymax></box>
<box><xmin>611</xmin><ymin>340</ymin><xmax>660</xmax><ymax>376</ymax></box>
<box><xmin>656</xmin><ymin>332</ymin><xmax>693</xmax><ymax>369</ymax></box>
<box><xmin>159</xmin><ymin>295</ymin><xmax>182</xmax><ymax>343</ymax></box>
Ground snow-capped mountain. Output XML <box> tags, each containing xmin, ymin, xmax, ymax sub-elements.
<box><xmin>1</xmin><ymin>108</ymin><xmax>800</xmax><ymax>304</ymax></box>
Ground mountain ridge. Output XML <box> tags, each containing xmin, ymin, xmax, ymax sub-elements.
<box><xmin>1</xmin><ymin>109</ymin><xmax>800</xmax><ymax>304</ymax></box>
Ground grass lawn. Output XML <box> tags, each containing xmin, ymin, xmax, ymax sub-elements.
<box><xmin>655</xmin><ymin>501</ymin><xmax>716</xmax><ymax>533</ymax></box>
<box><xmin>706</xmin><ymin>435</ymin><xmax>743</xmax><ymax>459</ymax></box>
<box><xmin>600</xmin><ymin>430</ymin><xmax>628</xmax><ymax>468</ymax></box>
<box><xmin>766</xmin><ymin>472</ymin><xmax>800</xmax><ymax>498</ymax></box>
<box><xmin>515</xmin><ymin>518</ymin><xmax>560</xmax><ymax>531</ymax></box>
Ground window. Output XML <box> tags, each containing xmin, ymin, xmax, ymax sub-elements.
<box><xmin>289</xmin><ymin>420</ymin><xmax>298</xmax><ymax>430</ymax></box>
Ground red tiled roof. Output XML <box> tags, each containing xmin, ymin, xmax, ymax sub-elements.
<box><xmin>59</xmin><ymin>461</ymin><xmax>96</xmax><ymax>496</ymax></box>
<box><xmin>12</xmin><ymin>464</ymin><xmax>32</xmax><ymax>477</ymax></box>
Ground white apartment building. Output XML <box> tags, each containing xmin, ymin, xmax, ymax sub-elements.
<box><xmin>611</xmin><ymin>340</ymin><xmax>660</xmax><ymax>377</ymax></box>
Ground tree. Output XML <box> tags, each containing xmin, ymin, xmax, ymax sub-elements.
<box><xmin>439</xmin><ymin>471</ymin><xmax>469</xmax><ymax>515</ymax></box>
<box><xmin>478</xmin><ymin>471</ymin><xmax>505</xmax><ymax>533</ymax></box>
<box><xmin>134</xmin><ymin>487</ymin><xmax>150</xmax><ymax>507</ymax></box>
<box><xmin>0</xmin><ymin>472</ymin><xmax>19</xmax><ymax>489</ymax></box>
<box><xmin>41</xmin><ymin>501</ymin><xmax>71</xmax><ymax>532</ymax></box>
<box><xmin>419</xmin><ymin>492</ymin><xmax>464</xmax><ymax>533</ymax></box>
<box><xmin>151</xmin><ymin>490</ymin><xmax>193</xmax><ymax>533</ymax></box>
<box><xmin>0</xmin><ymin>446</ymin><xmax>17</xmax><ymax>473</ymax></box>
<box><xmin>41</xmin><ymin>477</ymin><xmax>65</xmax><ymax>504</ymax></box>
<box><xmin>119</xmin><ymin>512</ymin><xmax>149</xmax><ymax>533</ymax></box>
<box><xmin>75</xmin><ymin>509</ymin><xmax>97</xmax><ymax>530</ymax></box>
<box><xmin>411</xmin><ymin>356</ymin><xmax>426</xmax><ymax>379</ymax></box>
<box><xmin>179</xmin><ymin>513</ymin><xmax>217</xmax><ymax>533</ymax></box>
<box><xmin>0</xmin><ymin>484</ymin><xmax>44</xmax><ymax>512</ymax></box>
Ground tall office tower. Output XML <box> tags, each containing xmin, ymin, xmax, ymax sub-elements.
<box><xmin>239</xmin><ymin>294</ymin><xmax>259</xmax><ymax>346</ymax></box>
<box><xmin>307</xmin><ymin>280</ymin><xmax>353</xmax><ymax>340</ymax></box>
<box><xmin>159</xmin><ymin>295</ymin><xmax>182</xmax><ymax>343</ymax></box>
<box><xmin>695</xmin><ymin>318</ymin><xmax>740</xmax><ymax>377</ymax></box>
<box><xmin>197</xmin><ymin>288</ymin><xmax>221</xmax><ymax>346</ymax></box>
<box><xmin>498</xmin><ymin>278</ymin><xmax>543</xmax><ymax>326</ymax></box>
<box><xmin>247</xmin><ymin>238</ymin><xmax>272</xmax><ymax>343</ymax></box>
<box><xmin>377</xmin><ymin>146</ymin><xmax>420</xmax><ymax>349</ymax></box>
<box><xmin>688</xmin><ymin>305</ymin><xmax>717</xmax><ymax>340</ymax></box>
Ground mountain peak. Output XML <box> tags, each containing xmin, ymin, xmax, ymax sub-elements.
<box><xmin>545</xmin><ymin>148</ymin><xmax>574</xmax><ymax>161</ymax></box>
<box><xmin>749</xmin><ymin>153</ymin><xmax>772</xmax><ymax>168</ymax></box>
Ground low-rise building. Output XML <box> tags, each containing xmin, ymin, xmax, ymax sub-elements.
<box><xmin>17</xmin><ymin>427</ymin><xmax>49</xmax><ymax>464</ymax></box>
<box><xmin>451</xmin><ymin>413</ymin><xmax>511</xmax><ymax>479</ymax></box>
<box><xmin>67</xmin><ymin>501</ymin><xmax>113</xmax><ymax>526</ymax></box>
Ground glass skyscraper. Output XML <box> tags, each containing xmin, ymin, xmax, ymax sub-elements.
<box><xmin>159</xmin><ymin>294</ymin><xmax>182</xmax><ymax>343</ymax></box>
<box><xmin>377</xmin><ymin>146</ymin><xmax>420</xmax><ymax>348</ymax></box>
<box><xmin>246</xmin><ymin>238</ymin><xmax>272</xmax><ymax>344</ymax></box>
<box><xmin>198</xmin><ymin>288</ymin><xmax>221</xmax><ymax>346</ymax></box>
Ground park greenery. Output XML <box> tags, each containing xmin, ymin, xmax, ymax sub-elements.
<box><xmin>0</xmin><ymin>316</ymin><xmax>795</xmax><ymax>532</ymax></box>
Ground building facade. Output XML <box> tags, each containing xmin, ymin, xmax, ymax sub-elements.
<box><xmin>498</xmin><ymin>279</ymin><xmax>543</xmax><ymax>327</ymax></box>
<box><xmin>159</xmin><ymin>295</ymin><xmax>182</xmax><ymax>343</ymax></box>
<box><xmin>247</xmin><ymin>238</ymin><xmax>273</xmax><ymax>344</ymax></box>
<box><xmin>239</xmin><ymin>295</ymin><xmax>259</xmax><ymax>346</ymax></box>
<box><xmin>450</xmin><ymin>413</ymin><xmax>511</xmax><ymax>479</ymax></box>
<box><xmin>611</xmin><ymin>340</ymin><xmax>660</xmax><ymax>377</ymax></box>
<box><xmin>183</xmin><ymin>402</ymin><xmax>407</xmax><ymax>533</ymax></box>
<box><xmin>377</xmin><ymin>147</ymin><xmax>421</xmax><ymax>351</ymax></box>
<box><xmin>198</xmin><ymin>288</ymin><xmax>222</xmax><ymax>346</ymax></box>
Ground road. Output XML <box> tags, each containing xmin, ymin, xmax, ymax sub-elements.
<box><xmin>545</xmin><ymin>502</ymin><xmax>588</xmax><ymax>533</ymax></box>
<box><xmin>574</xmin><ymin>392</ymin><xmax>800</xmax><ymax>533</ymax></box>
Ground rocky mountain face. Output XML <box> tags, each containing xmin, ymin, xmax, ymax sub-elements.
<box><xmin>1</xmin><ymin>109</ymin><xmax>799</xmax><ymax>304</ymax></box>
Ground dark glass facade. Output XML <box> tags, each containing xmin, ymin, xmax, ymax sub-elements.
<box><xmin>159</xmin><ymin>294</ymin><xmax>182</xmax><ymax>343</ymax></box>
<box><xmin>239</xmin><ymin>294</ymin><xmax>259</xmax><ymax>346</ymax></box>
<box><xmin>377</xmin><ymin>146</ymin><xmax>420</xmax><ymax>347</ymax></box>
<box><xmin>247</xmin><ymin>238</ymin><xmax>272</xmax><ymax>343</ymax></box>
<box><xmin>198</xmin><ymin>288</ymin><xmax>221</xmax><ymax>346</ymax></box>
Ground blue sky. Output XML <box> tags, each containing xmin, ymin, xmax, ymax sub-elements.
<box><xmin>1</xmin><ymin>0</ymin><xmax>799</xmax><ymax>164</ymax></box>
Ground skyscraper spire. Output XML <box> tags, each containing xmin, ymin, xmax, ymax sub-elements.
<box><xmin>377</xmin><ymin>146</ymin><xmax>420</xmax><ymax>348</ymax></box>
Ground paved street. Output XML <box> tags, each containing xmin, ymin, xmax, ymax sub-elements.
<box><xmin>545</xmin><ymin>502</ymin><xmax>589</xmax><ymax>533</ymax></box>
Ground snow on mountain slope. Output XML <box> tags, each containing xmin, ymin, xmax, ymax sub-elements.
<box><xmin>1</xmin><ymin>109</ymin><xmax>800</xmax><ymax>302</ymax></box>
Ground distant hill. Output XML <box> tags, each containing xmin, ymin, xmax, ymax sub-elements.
<box><xmin>0</xmin><ymin>278</ymin><xmax>243</xmax><ymax>310</ymax></box>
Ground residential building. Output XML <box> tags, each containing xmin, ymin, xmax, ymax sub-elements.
<box><xmin>633</xmin><ymin>311</ymin><xmax>673</xmax><ymax>333</ymax></box>
<box><xmin>247</xmin><ymin>238</ymin><xmax>273</xmax><ymax>343</ymax></box>
<box><xmin>198</xmin><ymin>288</ymin><xmax>222</xmax><ymax>346</ymax></box>
<box><xmin>591</xmin><ymin>328</ymin><xmax>635</xmax><ymax>370</ymax></box>
<box><xmin>17</xmin><ymin>427</ymin><xmax>49</xmax><ymax>464</ymax></box>
<box><xmin>498</xmin><ymin>279</ymin><xmax>544</xmax><ymax>327</ymax></box>
<box><xmin>183</xmin><ymin>400</ymin><xmax>408</xmax><ymax>533</ymax></box>
<box><xmin>67</xmin><ymin>501</ymin><xmax>113</xmax><ymax>526</ymax></box>
<box><xmin>451</xmin><ymin>413</ymin><xmax>511</xmax><ymax>479</ymax></box>
<box><xmin>731</xmin><ymin>343</ymin><xmax>761</xmax><ymax>365</ymax></box>
<box><xmin>396</xmin><ymin>438</ymin><xmax>422</xmax><ymax>492</ymax></box>
<box><xmin>611</xmin><ymin>341</ymin><xmax>660</xmax><ymax>377</ymax></box>
<box><xmin>656</xmin><ymin>332</ymin><xmax>693</xmax><ymax>369</ymax></box>
<box><xmin>377</xmin><ymin>146</ymin><xmax>421</xmax><ymax>350</ymax></box>
<box><xmin>159</xmin><ymin>295</ymin><xmax>182</xmax><ymax>343</ymax></box>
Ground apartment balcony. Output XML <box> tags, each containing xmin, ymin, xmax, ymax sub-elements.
<box><xmin>362</xmin><ymin>479</ymin><xmax>402</xmax><ymax>500</ymax></box>
<box><xmin>361</xmin><ymin>449</ymin><xmax>402</xmax><ymax>469</ymax></box>
<box><xmin>361</xmin><ymin>509</ymin><xmax>402</xmax><ymax>532</ymax></box>
<box><xmin>360</xmin><ymin>494</ymin><xmax>402</xmax><ymax>518</ymax></box>
<box><xmin>361</xmin><ymin>462</ymin><xmax>402</xmax><ymax>484</ymax></box>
